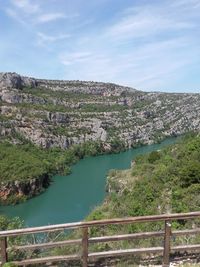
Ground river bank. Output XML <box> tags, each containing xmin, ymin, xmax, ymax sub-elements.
<box><xmin>0</xmin><ymin>174</ymin><xmax>50</xmax><ymax>204</ymax></box>
<box><xmin>0</xmin><ymin>140</ymin><xmax>111</xmax><ymax>205</ymax></box>
<box><xmin>1</xmin><ymin>137</ymin><xmax>178</xmax><ymax>227</ymax></box>
<box><xmin>0</xmin><ymin>136</ymin><xmax>172</xmax><ymax>205</ymax></box>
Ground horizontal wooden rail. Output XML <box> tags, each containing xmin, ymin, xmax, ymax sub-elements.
<box><xmin>8</xmin><ymin>228</ymin><xmax>200</xmax><ymax>252</ymax></box>
<box><xmin>171</xmin><ymin>244</ymin><xmax>200</xmax><ymax>252</ymax></box>
<box><xmin>1</xmin><ymin>212</ymin><xmax>200</xmax><ymax>267</ymax></box>
<box><xmin>10</xmin><ymin>244</ymin><xmax>200</xmax><ymax>266</ymax></box>
<box><xmin>89</xmin><ymin>231</ymin><xmax>165</xmax><ymax>243</ymax></box>
<box><xmin>8</xmin><ymin>239</ymin><xmax>82</xmax><ymax>251</ymax></box>
<box><xmin>172</xmin><ymin>228</ymin><xmax>200</xmax><ymax>236</ymax></box>
<box><xmin>89</xmin><ymin>244</ymin><xmax>200</xmax><ymax>259</ymax></box>
<box><xmin>1</xmin><ymin>211</ymin><xmax>200</xmax><ymax>238</ymax></box>
<box><xmin>89</xmin><ymin>247</ymin><xmax>164</xmax><ymax>259</ymax></box>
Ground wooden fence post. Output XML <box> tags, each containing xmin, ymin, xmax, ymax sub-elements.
<box><xmin>162</xmin><ymin>221</ymin><xmax>171</xmax><ymax>267</ymax></box>
<box><xmin>82</xmin><ymin>227</ymin><xmax>88</xmax><ymax>267</ymax></box>
<box><xmin>0</xmin><ymin>237</ymin><xmax>8</xmax><ymax>266</ymax></box>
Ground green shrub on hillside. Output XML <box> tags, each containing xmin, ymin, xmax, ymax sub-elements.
<box><xmin>87</xmin><ymin>134</ymin><xmax>200</xmax><ymax>227</ymax></box>
<box><xmin>148</xmin><ymin>150</ymin><xmax>161</xmax><ymax>163</ymax></box>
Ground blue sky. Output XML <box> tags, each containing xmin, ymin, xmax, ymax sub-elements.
<box><xmin>0</xmin><ymin>0</ymin><xmax>200</xmax><ymax>92</ymax></box>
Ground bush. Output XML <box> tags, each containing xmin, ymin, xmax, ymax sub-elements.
<box><xmin>179</xmin><ymin>160</ymin><xmax>200</xmax><ymax>187</ymax></box>
<box><xmin>148</xmin><ymin>150</ymin><xmax>161</xmax><ymax>163</ymax></box>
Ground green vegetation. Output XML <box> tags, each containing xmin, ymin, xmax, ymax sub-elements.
<box><xmin>0</xmin><ymin>215</ymin><xmax>23</xmax><ymax>231</ymax></box>
<box><xmin>0</xmin><ymin>139</ymin><xmax>121</xmax><ymax>204</ymax></box>
<box><xmin>3</xmin><ymin>264</ymin><xmax>17</xmax><ymax>267</ymax></box>
<box><xmin>110</xmin><ymin>137</ymin><xmax>126</xmax><ymax>153</ymax></box>
<box><xmin>81</xmin><ymin>103</ymin><xmax>128</xmax><ymax>112</ymax></box>
<box><xmin>0</xmin><ymin>114</ymin><xmax>13</xmax><ymax>121</ymax></box>
<box><xmin>22</xmin><ymin>86</ymin><xmax>97</xmax><ymax>100</ymax></box>
<box><xmin>15</xmin><ymin>102</ymin><xmax>71</xmax><ymax>113</ymax></box>
<box><xmin>0</xmin><ymin>140</ymin><xmax>108</xmax><ymax>184</ymax></box>
<box><xmin>88</xmin><ymin>133</ymin><xmax>200</xmax><ymax>221</ymax></box>
<box><xmin>0</xmin><ymin>216</ymin><xmax>25</xmax><ymax>262</ymax></box>
<box><xmin>0</xmin><ymin>215</ymin><xmax>53</xmax><ymax>263</ymax></box>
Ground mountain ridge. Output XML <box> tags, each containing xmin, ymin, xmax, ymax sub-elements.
<box><xmin>0</xmin><ymin>72</ymin><xmax>200</xmax><ymax>150</ymax></box>
<box><xmin>0</xmin><ymin>72</ymin><xmax>136</xmax><ymax>95</ymax></box>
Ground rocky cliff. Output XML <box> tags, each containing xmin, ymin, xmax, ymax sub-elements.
<box><xmin>0</xmin><ymin>174</ymin><xmax>50</xmax><ymax>204</ymax></box>
<box><xmin>0</xmin><ymin>72</ymin><xmax>200</xmax><ymax>150</ymax></box>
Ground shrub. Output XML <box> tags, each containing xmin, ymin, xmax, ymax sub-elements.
<box><xmin>148</xmin><ymin>150</ymin><xmax>161</xmax><ymax>163</ymax></box>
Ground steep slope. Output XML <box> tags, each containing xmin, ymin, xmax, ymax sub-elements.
<box><xmin>0</xmin><ymin>72</ymin><xmax>200</xmax><ymax>149</ymax></box>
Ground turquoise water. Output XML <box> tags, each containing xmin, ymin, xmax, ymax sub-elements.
<box><xmin>0</xmin><ymin>138</ymin><xmax>178</xmax><ymax>227</ymax></box>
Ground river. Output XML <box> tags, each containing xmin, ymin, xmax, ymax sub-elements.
<box><xmin>0</xmin><ymin>137</ymin><xmax>178</xmax><ymax>227</ymax></box>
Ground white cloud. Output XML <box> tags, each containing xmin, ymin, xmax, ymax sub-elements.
<box><xmin>37</xmin><ymin>32</ymin><xmax>70</xmax><ymax>46</ymax></box>
<box><xmin>38</xmin><ymin>32</ymin><xmax>70</xmax><ymax>42</ymax></box>
<box><xmin>60</xmin><ymin>22</ymin><xmax>198</xmax><ymax>90</ymax></box>
<box><xmin>171</xmin><ymin>0</ymin><xmax>200</xmax><ymax>8</ymax></box>
<box><xmin>60</xmin><ymin>52</ymin><xmax>93</xmax><ymax>66</ymax></box>
<box><xmin>11</xmin><ymin>0</ymin><xmax>40</xmax><ymax>14</ymax></box>
<box><xmin>8</xmin><ymin>0</ymin><xmax>73</xmax><ymax>25</ymax></box>
<box><xmin>106</xmin><ymin>7</ymin><xmax>193</xmax><ymax>41</ymax></box>
<box><xmin>58</xmin><ymin>0</ymin><xmax>200</xmax><ymax>91</ymax></box>
<box><xmin>36</xmin><ymin>13</ymin><xmax>66</xmax><ymax>23</ymax></box>
<box><xmin>5</xmin><ymin>8</ymin><xmax>27</xmax><ymax>25</ymax></box>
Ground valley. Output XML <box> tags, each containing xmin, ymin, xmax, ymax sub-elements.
<box><xmin>0</xmin><ymin>72</ymin><xmax>200</xmax><ymax>204</ymax></box>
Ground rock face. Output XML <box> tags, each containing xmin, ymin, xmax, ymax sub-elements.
<box><xmin>0</xmin><ymin>72</ymin><xmax>37</xmax><ymax>89</ymax></box>
<box><xmin>0</xmin><ymin>71</ymin><xmax>200</xmax><ymax>150</ymax></box>
<box><xmin>47</xmin><ymin>112</ymin><xmax>70</xmax><ymax>123</ymax></box>
<box><xmin>0</xmin><ymin>175</ymin><xmax>50</xmax><ymax>203</ymax></box>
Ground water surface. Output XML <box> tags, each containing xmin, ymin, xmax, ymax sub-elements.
<box><xmin>0</xmin><ymin>137</ymin><xmax>178</xmax><ymax>226</ymax></box>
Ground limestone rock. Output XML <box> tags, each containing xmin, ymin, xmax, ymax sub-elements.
<box><xmin>0</xmin><ymin>72</ymin><xmax>37</xmax><ymax>89</ymax></box>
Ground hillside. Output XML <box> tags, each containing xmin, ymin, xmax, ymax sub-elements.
<box><xmin>88</xmin><ymin>133</ymin><xmax>200</xmax><ymax>221</ymax></box>
<box><xmin>0</xmin><ymin>72</ymin><xmax>200</xmax><ymax>204</ymax></box>
<box><xmin>1</xmin><ymin>72</ymin><xmax>200</xmax><ymax>149</ymax></box>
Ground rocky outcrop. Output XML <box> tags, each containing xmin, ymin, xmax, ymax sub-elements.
<box><xmin>0</xmin><ymin>72</ymin><xmax>132</xmax><ymax>96</ymax></box>
<box><xmin>0</xmin><ymin>89</ymin><xmax>46</xmax><ymax>104</ymax></box>
<box><xmin>47</xmin><ymin>112</ymin><xmax>70</xmax><ymax>123</ymax></box>
<box><xmin>0</xmin><ymin>175</ymin><xmax>50</xmax><ymax>203</ymax></box>
<box><xmin>36</xmin><ymin>79</ymin><xmax>134</xmax><ymax>96</ymax></box>
<box><xmin>0</xmin><ymin>72</ymin><xmax>37</xmax><ymax>89</ymax></box>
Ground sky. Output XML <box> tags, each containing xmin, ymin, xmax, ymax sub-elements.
<box><xmin>0</xmin><ymin>0</ymin><xmax>200</xmax><ymax>93</ymax></box>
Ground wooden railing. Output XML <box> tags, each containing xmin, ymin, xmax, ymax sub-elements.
<box><xmin>1</xmin><ymin>212</ymin><xmax>200</xmax><ymax>267</ymax></box>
